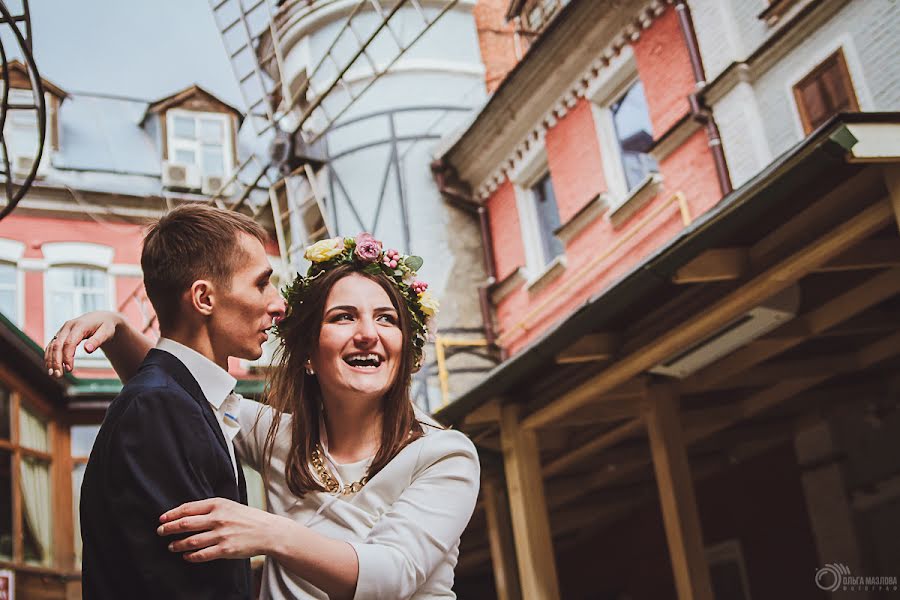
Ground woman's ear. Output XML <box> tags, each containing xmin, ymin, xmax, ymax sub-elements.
<box><xmin>190</xmin><ymin>280</ymin><xmax>215</xmax><ymax>316</ymax></box>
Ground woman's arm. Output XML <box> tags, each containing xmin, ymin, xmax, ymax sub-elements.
<box><xmin>160</xmin><ymin>430</ymin><xmax>481</xmax><ymax>600</ymax></box>
<box><xmin>45</xmin><ymin>311</ymin><xmax>153</xmax><ymax>382</ymax></box>
<box><xmin>159</xmin><ymin>499</ymin><xmax>359</xmax><ymax>600</ymax></box>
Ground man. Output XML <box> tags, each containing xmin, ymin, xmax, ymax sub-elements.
<box><xmin>70</xmin><ymin>204</ymin><xmax>284</xmax><ymax>599</ymax></box>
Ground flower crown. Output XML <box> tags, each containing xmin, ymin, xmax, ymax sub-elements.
<box><xmin>277</xmin><ymin>233</ymin><xmax>438</xmax><ymax>367</ymax></box>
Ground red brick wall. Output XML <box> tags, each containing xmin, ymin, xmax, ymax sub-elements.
<box><xmin>486</xmin><ymin>179</ymin><xmax>526</xmax><ymax>282</ymax></box>
<box><xmin>473</xmin><ymin>0</ymin><xmax>521</xmax><ymax>93</ymax></box>
<box><xmin>545</xmin><ymin>98</ymin><xmax>607</xmax><ymax>223</ymax></box>
<box><xmin>632</xmin><ymin>5</ymin><xmax>695</xmax><ymax>137</ymax></box>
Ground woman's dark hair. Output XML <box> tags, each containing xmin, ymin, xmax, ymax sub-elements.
<box><xmin>262</xmin><ymin>263</ymin><xmax>424</xmax><ymax>497</ymax></box>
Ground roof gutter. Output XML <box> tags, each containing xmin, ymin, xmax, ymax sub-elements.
<box><xmin>674</xmin><ymin>0</ymin><xmax>733</xmax><ymax>197</ymax></box>
<box><xmin>431</xmin><ymin>159</ymin><xmax>499</xmax><ymax>349</ymax></box>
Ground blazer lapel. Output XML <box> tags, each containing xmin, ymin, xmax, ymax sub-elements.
<box><xmin>143</xmin><ymin>349</ymin><xmax>231</xmax><ymax>458</ymax></box>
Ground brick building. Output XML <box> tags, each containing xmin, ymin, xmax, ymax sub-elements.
<box><xmin>432</xmin><ymin>0</ymin><xmax>900</xmax><ymax>598</ymax></box>
<box><xmin>0</xmin><ymin>70</ymin><xmax>273</xmax><ymax>597</ymax></box>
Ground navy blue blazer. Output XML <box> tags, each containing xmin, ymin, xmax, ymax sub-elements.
<box><xmin>80</xmin><ymin>349</ymin><xmax>251</xmax><ymax>600</ymax></box>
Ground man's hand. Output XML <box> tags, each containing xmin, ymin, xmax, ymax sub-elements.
<box><xmin>44</xmin><ymin>311</ymin><xmax>121</xmax><ymax>377</ymax></box>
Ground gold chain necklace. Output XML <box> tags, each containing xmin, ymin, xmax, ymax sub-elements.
<box><xmin>311</xmin><ymin>445</ymin><xmax>370</xmax><ymax>496</ymax></box>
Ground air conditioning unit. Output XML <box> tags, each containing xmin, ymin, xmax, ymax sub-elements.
<box><xmin>650</xmin><ymin>285</ymin><xmax>801</xmax><ymax>379</ymax></box>
<box><xmin>13</xmin><ymin>154</ymin><xmax>39</xmax><ymax>179</ymax></box>
<box><xmin>201</xmin><ymin>174</ymin><xmax>233</xmax><ymax>197</ymax></box>
<box><xmin>162</xmin><ymin>161</ymin><xmax>200</xmax><ymax>191</ymax></box>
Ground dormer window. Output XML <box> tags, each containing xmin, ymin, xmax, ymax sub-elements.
<box><xmin>145</xmin><ymin>85</ymin><xmax>241</xmax><ymax>193</ymax></box>
<box><xmin>0</xmin><ymin>60</ymin><xmax>66</xmax><ymax>174</ymax></box>
<box><xmin>167</xmin><ymin>109</ymin><xmax>233</xmax><ymax>177</ymax></box>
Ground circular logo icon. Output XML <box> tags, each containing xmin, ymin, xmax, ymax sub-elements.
<box><xmin>815</xmin><ymin>564</ymin><xmax>848</xmax><ymax>591</ymax></box>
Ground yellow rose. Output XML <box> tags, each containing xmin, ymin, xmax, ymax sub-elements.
<box><xmin>304</xmin><ymin>237</ymin><xmax>344</xmax><ymax>263</ymax></box>
<box><xmin>418</xmin><ymin>290</ymin><xmax>439</xmax><ymax>317</ymax></box>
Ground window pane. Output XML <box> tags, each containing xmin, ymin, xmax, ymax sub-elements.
<box><xmin>73</xmin><ymin>462</ymin><xmax>86</xmax><ymax>568</ymax></box>
<box><xmin>0</xmin><ymin>290</ymin><xmax>15</xmax><ymax>324</ymax></box>
<box><xmin>0</xmin><ymin>449</ymin><xmax>10</xmax><ymax>560</ymax></box>
<box><xmin>175</xmin><ymin>148</ymin><xmax>196</xmax><ymax>166</ymax></box>
<box><xmin>199</xmin><ymin>118</ymin><xmax>225</xmax><ymax>143</ymax></box>
<box><xmin>532</xmin><ymin>173</ymin><xmax>564</xmax><ymax>264</ymax></box>
<box><xmin>202</xmin><ymin>145</ymin><xmax>225</xmax><ymax>176</ymax></box>
<box><xmin>21</xmin><ymin>456</ymin><xmax>52</xmax><ymax>566</ymax></box>
<box><xmin>20</xmin><ymin>405</ymin><xmax>48</xmax><ymax>452</ymax></box>
<box><xmin>46</xmin><ymin>268</ymin><xmax>108</xmax><ymax>345</ymax></box>
<box><xmin>0</xmin><ymin>264</ymin><xmax>14</xmax><ymax>285</ymax></box>
<box><xmin>173</xmin><ymin>116</ymin><xmax>196</xmax><ymax>139</ymax></box>
<box><xmin>611</xmin><ymin>80</ymin><xmax>658</xmax><ymax>191</ymax></box>
<box><xmin>0</xmin><ymin>387</ymin><xmax>9</xmax><ymax>440</ymax></box>
<box><xmin>71</xmin><ymin>425</ymin><xmax>101</xmax><ymax>458</ymax></box>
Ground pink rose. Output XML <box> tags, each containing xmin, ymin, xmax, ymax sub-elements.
<box><xmin>354</xmin><ymin>232</ymin><xmax>383</xmax><ymax>263</ymax></box>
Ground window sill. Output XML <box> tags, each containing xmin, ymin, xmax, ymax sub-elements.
<box><xmin>526</xmin><ymin>254</ymin><xmax>567</xmax><ymax>296</ymax></box>
<box><xmin>554</xmin><ymin>193</ymin><xmax>608</xmax><ymax>245</ymax></box>
<box><xmin>490</xmin><ymin>267</ymin><xmax>527</xmax><ymax>305</ymax></box>
<box><xmin>608</xmin><ymin>173</ymin><xmax>664</xmax><ymax>229</ymax></box>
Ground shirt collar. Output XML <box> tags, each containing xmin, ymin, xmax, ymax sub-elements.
<box><xmin>155</xmin><ymin>338</ymin><xmax>237</xmax><ymax>409</ymax></box>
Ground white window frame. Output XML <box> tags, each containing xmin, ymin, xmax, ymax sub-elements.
<box><xmin>587</xmin><ymin>47</ymin><xmax>659</xmax><ymax>212</ymax></box>
<box><xmin>166</xmin><ymin>109</ymin><xmax>235</xmax><ymax>178</ymax></box>
<box><xmin>509</xmin><ymin>141</ymin><xmax>565</xmax><ymax>281</ymax></box>
<box><xmin>0</xmin><ymin>238</ymin><xmax>25</xmax><ymax>328</ymax></box>
<box><xmin>42</xmin><ymin>242</ymin><xmax>114</xmax><ymax>366</ymax></box>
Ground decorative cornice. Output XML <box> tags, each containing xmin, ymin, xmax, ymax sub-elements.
<box><xmin>475</xmin><ymin>0</ymin><xmax>672</xmax><ymax>202</ymax></box>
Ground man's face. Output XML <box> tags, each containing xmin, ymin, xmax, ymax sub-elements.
<box><xmin>209</xmin><ymin>233</ymin><xmax>285</xmax><ymax>361</ymax></box>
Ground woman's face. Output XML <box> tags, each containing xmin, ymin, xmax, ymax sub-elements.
<box><xmin>310</xmin><ymin>273</ymin><xmax>404</xmax><ymax>405</ymax></box>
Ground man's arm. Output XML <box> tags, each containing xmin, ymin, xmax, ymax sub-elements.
<box><xmin>108</xmin><ymin>389</ymin><xmax>247</xmax><ymax>600</ymax></box>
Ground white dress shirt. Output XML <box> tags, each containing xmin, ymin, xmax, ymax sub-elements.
<box><xmin>234</xmin><ymin>398</ymin><xmax>481</xmax><ymax>600</ymax></box>
<box><xmin>155</xmin><ymin>338</ymin><xmax>241</xmax><ymax>481</ymax></box>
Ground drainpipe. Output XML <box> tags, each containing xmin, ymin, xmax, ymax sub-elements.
<box><xmin>674</xmin><ymin>0</ymin><xmax>733</xmax><ymax>197</ymax></box>
<box><xmin>430</xmin><ymin>159</ymin><xmax>498</xmax><ymax>349</ymax></box>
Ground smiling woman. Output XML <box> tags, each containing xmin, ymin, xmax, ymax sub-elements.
<box><xmin>45</xmin><ymin>232</ymin><xmax>481</xmax><ymax>600</ymax></box>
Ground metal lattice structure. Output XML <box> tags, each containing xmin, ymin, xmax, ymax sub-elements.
<box><xmin>207</xmin><ymin>0</ymin><xmax>461</xmax><ymax>265</ymax></box>
<box><xmin>0</xmin><ymin>0</ymin><xmax>46</xmax><ymax>222</ymax></box>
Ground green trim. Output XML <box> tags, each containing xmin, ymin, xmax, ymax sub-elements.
<box><xmin>69</xmin><ymin>377</ymin><xmax>267</xmax><ymax>398</ymax></box>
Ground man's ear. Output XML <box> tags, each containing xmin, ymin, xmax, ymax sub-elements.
<box><xmin>189</xmin><ymin>280</ymin><xmax>215</xmax><ymax>316</ymax></box>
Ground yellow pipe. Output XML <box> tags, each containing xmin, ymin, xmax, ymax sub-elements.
<box><xmin>433</xmin><ymin>336</ymin><xmax>489</xmax><ymax>407</ymax></box>
<box><xmin>497</xmin><ymin>192</ymin><xmax>692</xmax><ymax>346</ymax></box>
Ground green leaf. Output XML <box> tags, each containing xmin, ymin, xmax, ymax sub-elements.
<box><xmin>362</xmin><ymin>262</ymin><xmax>382</xmax><ymax>276</ymax></box>
<box><xmin>404</xmin><ymin>255</ymin><xmax>423</xmax><ymax>271</ymax></box>
<box><xmin>393</xmin><ymin>269</ymin><xmax>404</xmax><ymax>277</ymax></box>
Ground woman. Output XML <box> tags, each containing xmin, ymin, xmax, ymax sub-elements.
<box><xmin>47</xmin><ymin>234</ymin><xmax>480</xmax><ymax>600</ymax></box>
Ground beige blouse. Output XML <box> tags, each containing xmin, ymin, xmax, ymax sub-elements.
<box><xmin>234</xmin><ymin>398</ymin><xmax>481</xmax><ymax>600</ymax></box>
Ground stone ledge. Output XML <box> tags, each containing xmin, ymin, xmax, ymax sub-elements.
<box><xmin>490</xmin><ymin>267</ymin><xmax>527</xmax><ymax>305</ymax></box>
<box><xmin>526</xmin><ymin>254</ymin><xmax>567</xmax><ymax>296</ymax></box>
<box><xmin>555</xmin><ymin>192</ymin><xmax>608</xmax><ymax>245</ymax></box>
<box><xmin>608</xmin><ymin>172</ymin><xmax>664</xmax><ymax>229</ymax></box>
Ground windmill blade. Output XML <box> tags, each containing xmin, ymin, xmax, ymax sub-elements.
<box><xmin>209</xmin><ymin>0</ymin><xmax>290</xmax><ymax>137</ymax></box>
<box><xmin>207</xmin><ymin>0</ymin><xmax>461</xmax><ymax>272</ymax></box>
<box><xmin>293</xmin><ymin>0</ymin><xmax>461</xmax><ymax>144</ymax></box>
<box><xmin>0</xmin><ymin>0</ymin><xmax>46</xmax><ymax>222</ymax></box>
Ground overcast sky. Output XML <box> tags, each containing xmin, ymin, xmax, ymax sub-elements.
<box><xmin>16</xmin><ymin>0</ymin><xmax>242</xmax><ymax>106</ymax></box>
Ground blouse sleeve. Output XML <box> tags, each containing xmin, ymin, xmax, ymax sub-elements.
<box><xmin>349</xmin><ymin>429</ymin><xmax>481</xmax><ymax>600</ymax></box>
<box><xmin>233</xmin><ymin>397</ymin><xmax>272</xmax><ymax>472</ymax></box>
